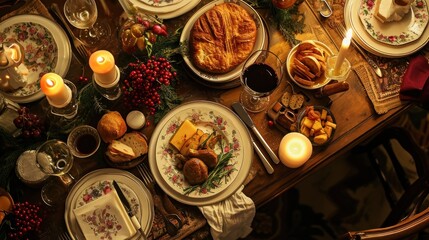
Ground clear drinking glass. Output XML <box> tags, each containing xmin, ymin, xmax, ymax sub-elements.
<box><xmin>63</xmin><ymin>0</ymin><xmax>111</xmax><ymax>47</ymax></box>
<box><xmin>240</xmin><ymin>50</ymin><xmax>284</xmax><ymax>113</ymax></box>
<box><xmin>36</xmin><ymin>140</ymin><xmax>78</xmax><ymax>206</ymax></box>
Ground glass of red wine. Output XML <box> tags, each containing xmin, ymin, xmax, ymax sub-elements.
<box><xmin>240</xmin><ymin>50</ymin><xmax>284</xmax><ymax>112</ymax></box>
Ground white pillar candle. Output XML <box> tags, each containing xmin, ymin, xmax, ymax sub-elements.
<box><xmin>334</xmin><ymin>29</ymin><xmax>353</xmax><ymax>75</ymax></box>
<box><xmin>40</xmin><ymin>73</ymin><xmax>71</xmax><ymax>108</ymax></box>
<box><xmin>279</xmin><ymin>132</ymin><xmax>312</xmax><ymax>168</ymax></box>
<box><xmin>89</xmin><ymin>50</ymin><xmax>117</xmax><ymax>86</ymax></box>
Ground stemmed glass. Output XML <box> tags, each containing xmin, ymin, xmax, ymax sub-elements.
<box><xmin>36</xmin><ymin>140</ymin><xmax>78</xmax><ymax>206</ymax></box>
<box><xmin>240</xmin><ymin>50</ymin><xmax>284</xmax><ymax>113</ymax></box>
<box><xmin>63</xmin><ymin>0</ymin><xmax>111</xmax><ymax>48</ymax></box>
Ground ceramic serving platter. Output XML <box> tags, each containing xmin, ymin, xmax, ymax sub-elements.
<box><xmin>358</xmin><ymin>0</ymin><xmax>429</xmax><ymax>46</ymax></box>
<box><xmin>180</xmin><ymin>0</ymin><xmax>266</xmax><ymax>83</ymax></box>
<box><xmin>65</xmin><ymin>169</ymin><xmax>154</xmax><ymax>240</ymax></box>
<box><xmin>0</xmin><ymin>14</ymin><xmax>71</xmax><ymax>103</ymax></box>
<box><xmin>149</xmin><ymin>101</ymin><xmax>253</xmax><ymax>206</ymax></box>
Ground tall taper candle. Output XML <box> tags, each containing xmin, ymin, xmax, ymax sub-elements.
<box><xmin>334</xmin><ymin>29</ymin><xmax>353</xmax><ymax>75</ymax></box>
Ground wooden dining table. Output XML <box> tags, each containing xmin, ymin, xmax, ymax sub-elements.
<box><xmin>0</xmin><ymin>0</ymin><xmax>414</xmax><ymax>238</ymax></box>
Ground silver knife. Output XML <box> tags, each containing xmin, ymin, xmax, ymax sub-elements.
<box><xmin>232</xmin><ymin>102</ymin><xmax>280</xmax><ymax>164</ymax></box>
<box><xmin>336</xmin><ymin>25</ymin><xmax>383</xmax><ymax>78</ymax></box>
<box><xmin>252</xmin><ymin>140</ymin><xmax>274</xmax><ymax>174</ymax></box>
<box><xmin>113</xmin><ymin>181</ymin><xmax>147</xmax><ymax>240</ymax></box>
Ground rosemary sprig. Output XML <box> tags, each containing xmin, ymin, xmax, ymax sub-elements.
<box><xmin>183</xmin><ymin>150</ymin><xmax>236</xmax><ymax>195</ymax></box>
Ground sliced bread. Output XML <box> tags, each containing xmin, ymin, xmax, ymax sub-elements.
<box><xmin>118</xmin><ymin>132</ymin><xmax>148</xmax><ymax>157</ymax></box>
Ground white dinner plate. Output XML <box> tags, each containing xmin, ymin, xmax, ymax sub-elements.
<box><xmin>149</xmin><ymin>101</ymin><xmax>253</xmax><ymax>206</ymax></box>
<box><xmin>138</xmin><ymin>0</ymin><xmax>185</xmax><ymax>7</ymax></box>
<box><xmin>0</xmin><ymin>14</ymin><xmax>71</xmax><ymax>103</ymax></box>
<box><xmin>358</xmin><ymin>0</ymin><xmax>428</xmax><ymax>45</ymax></box>
<box><xmin>180</xmin><ymin>0</ymin><xmax>266</xmax><ymax>83</ymax></box>
<box><xmin>65</xmin><ymin>169</ymin><xmax>154</xmax><ymax>240</ymax></box>
<box><xmin>345</xmin><ymin>0</ymin><xmax>429</xmax><ymax>58</ymax></box>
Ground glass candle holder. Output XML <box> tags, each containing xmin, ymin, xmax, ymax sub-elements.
<box><xmin>325</xmin><ymin>55</ymin><xmax>351</xmax><ymax>82</ymax></box>
<box><xmin>92</xmin><ymin>65</ymin><xmax>121</xmax><ymax>100</ymax></box>
<box><xmin>49</xmin><ymin>79</ymin><xmax>79</xmax><ymax>119</ymax></box>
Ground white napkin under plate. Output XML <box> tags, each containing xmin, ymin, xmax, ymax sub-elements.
<box><xmin>73</xmin><ymin>189</ymin><xmax>137</xmax><ymax>240</ymax></box>
<box><xmin>198</xmin><ymin>185</ymin><xmax>255</xmax><ymax>240</ymax></box>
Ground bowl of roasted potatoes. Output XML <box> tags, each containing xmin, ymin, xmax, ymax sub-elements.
<box><xmin>286</xmin><ymin>40</ymin><xmax>333</xmax><ymax>89</ymax></box>
<box><xmin>296</xmin><ymin>105</ymin><xmax>336</xmax><ymax>146</ymax></box>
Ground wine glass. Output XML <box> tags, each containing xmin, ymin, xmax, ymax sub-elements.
<box><xmin>36</xmin><ymin>140</ymin><xmax>78</xmax><ymax>206</ymax></box>
<box><xmin>63</xmin><ymin>0</ymin><xmax>111</xmax><ymax>48</ymax></box>
<box><xmin>240</xmin><ymin>50</ymin><xmax>284</xmax><ymax>113</ymax></box>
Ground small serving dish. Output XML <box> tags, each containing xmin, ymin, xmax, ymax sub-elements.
<box><xmin>286</xmin><ymin>40</ymin><xmax>333</xmax><ymax>90</ymax></box>
<box><xmin>67</xmin><ymin>125</ymin><xmax>101</xmax><ymax>158</ymax></box>
<box><xmin>296</xmin><ymin>105</ymin><xmax>336</xmax><ymax>146</ymax></box>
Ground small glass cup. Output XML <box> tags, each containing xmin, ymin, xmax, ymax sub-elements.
<box><xmin>67</xmin><ymin>125</ymin><xmax>101</xmax><ymax>158</ymax></box>
<box><xmin>325</xmin><ymin>55</ymin><xmax>351</xmax><ymax>82</ymax></box>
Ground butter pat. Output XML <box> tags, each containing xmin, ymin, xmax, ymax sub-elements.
<box><xmin>126</xmin><ymin>110</ymin><xmax>146</xmax><ymax>130</ymax></box>
<box><xmin>169</xmin><ymin>119</ymin><xmax>197</xmax><ymax>151</ymax></box>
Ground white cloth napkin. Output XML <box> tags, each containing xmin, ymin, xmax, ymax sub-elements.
<box><xmin>73</xmin><ymin>189</ymin><xmax>137</xmax><ymax>240</ymax></box>
<box><xmin>198</xmin><ymin>185</ymin><xmax>255</xmax><ymax>240</ymax></box>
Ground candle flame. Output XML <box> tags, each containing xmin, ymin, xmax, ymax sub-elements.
<box><xmin>46</xmin><ymin>78</ymin><xmax>55</xmax><ymax>87</ymax></box>
<box><xmin>346</xmin><ymin>29</ymin><xmax>353</xmax><ymax>40</ymax></box>
<box><xmin>96</xmin><ymin>56</ymin><xmax>105</xmax><ymax>64</ymax></box>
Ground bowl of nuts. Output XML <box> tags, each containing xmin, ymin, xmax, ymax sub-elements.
<box><xmin>286</xmin><ymin>40</ymin><xmax>333</xmax><ymax>89</ymax></box>
<box><xmin>296</xmin><ymin>105</ymin><xmax>336</xmax><ymax>146</ymax></box>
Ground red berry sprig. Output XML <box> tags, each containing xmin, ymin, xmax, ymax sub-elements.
<box><xmin>122</xmin><ymin>56</ymin><xmax>177</xmax><ymax>115</ymax></box>
<box><xmin>5</xmin><ymin>202</ymin><xmax>44</xmax><ymax>240</ymax></box>
<box><xmin>13</xmin><ymin>107</ymin><xmax>44</xmax><ymax>138</ymax></box>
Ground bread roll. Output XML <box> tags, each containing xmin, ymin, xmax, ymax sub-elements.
<box><xmin>183</xmin><ymin>158</ymin><xmax>209</xmax><ymax>185</ymax></box>
<box><xmin>97</xmin><ymin>111</ymin><xmax>127</xmax><ymax>143</ymax></box>
<box><xmin>190</xmin><ymin>3</ymin><xmax>257</xmax><ymax>73</ymax></box>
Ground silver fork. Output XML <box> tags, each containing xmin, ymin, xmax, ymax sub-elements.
<box><xmin>59</xmin><ymin>231</ymin><xmax>72</xmax><ymax>240</ymax></box>
<box><xmin>50</xmin><ymin>3</ymin><xmax>90</xmax><ymax>61</ymax></box>
<box><xmin>137</xmin><ymin>163</ymin><xmax>183</xmax><ymax>236</ymax></box>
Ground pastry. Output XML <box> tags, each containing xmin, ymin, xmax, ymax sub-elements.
<box><xmin>190</xmin><ymin>3</ymin><xmax>257</xmax><ymax>73</ymax></box>
<box><xmin>374</xmin><ymin>0</ymin><xmax>414</xmax><ymax>23</ymax></box>
<box><xmin>97</xmin><ymin>111</ymin><xmax>127</xmax><ymax>143</ymax></box>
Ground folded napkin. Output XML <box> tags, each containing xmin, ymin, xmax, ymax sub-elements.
<box><xmin>198</xmin><ymin>185</ymin><xmax>255</xmax><ymax>240</ymax></box>
<box><xmin>400</xmin><ymin>55</ymin><xmax>429</xmax><ymax>105</ymax></box>
<box><xmin>73</xmin><ymin>189</ymin><xmax>137</xmax><ymax>240</ymax></box>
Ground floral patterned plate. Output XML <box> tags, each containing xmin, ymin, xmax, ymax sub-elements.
<box><xmin>359</xmin><ymin>0</ymin><xmax>429</xmax><ymax>46</ymax></box>
<box><xmin>138</xmin><ymin>0</ymin><xmax>184</xmax><ymax>7</ymax></box>
<box><xmin>346</xmin><ymin>0</ymin><xmax>429</xmax><ymax>57</ymax></box>
<box><xmin>130</xmin><ymin>0</ymin><xmax>192</xmax><ymax>14</ymax></box>
<box><xmin>0</xmin><ymin>15</ymin><xmax>71</xmax><ymax>103</ymax></box>
<box><xmin>65</xmin><ymin>169</ymin><xmax>154</xmax><ymax>240</ymax></box>
<box><xmin>149</xmin><ymin>101</ymin><xmax>253</xmax><ymax>206</ymax></box>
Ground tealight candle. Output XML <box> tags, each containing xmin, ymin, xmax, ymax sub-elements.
<box><xmin>40</xmin><ymin>73</ymin><xmax>71</xmax><ymax>108</ymax></box>
<box><xmin>278</xmin><ymin>132</ymin><xmax>312</xmax><ymax>168</ymax></box>
<box><xmin>89</xmin><ymin>50</ymin><xmax>117</xmax><ymax>86</ymax></box>
<box><xmin>334</xmin><ymin>28</ymin><xmax>353</xmax><ymax>75</ymax></box>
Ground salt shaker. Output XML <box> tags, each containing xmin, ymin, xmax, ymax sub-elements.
<box><xmin>0</xmin><ymin>93</ymin><xmax>21</xmax><ymax>137</ymax></box>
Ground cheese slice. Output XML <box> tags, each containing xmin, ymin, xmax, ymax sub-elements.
<box><xmin>375</xmin><ymin>0</ymin><xmax>413</xmax><ymax>23</ymax></box>
<box><xmin>169</xmin><ymin>119</ymin><xmax>197</xmax><ymax>151</ymax></box>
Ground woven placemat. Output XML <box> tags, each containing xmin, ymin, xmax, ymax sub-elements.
<box><xmin>0</xmin><ymin>0</ymin><xmax>51</xmax><ymax>21</ymax></box>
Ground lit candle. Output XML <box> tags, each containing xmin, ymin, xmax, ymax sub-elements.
<box><xmin>278</xmin><ymin>132</ymin><xmax>312</xmax><ymax>168</ymax></box>
<box><xmin>334</xmin><ymin>29</ymin><xmax>353</xmax><ymax>75</ymax></box>
<box><xmin>89</xmin><ymin>50</ymin><xmax>117</xmax><ymax>86</ymax></box>
<box><xmin>40</xmin><ymin>73</ymin><xmax>71</xmax><ymax>108</ymax></box>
